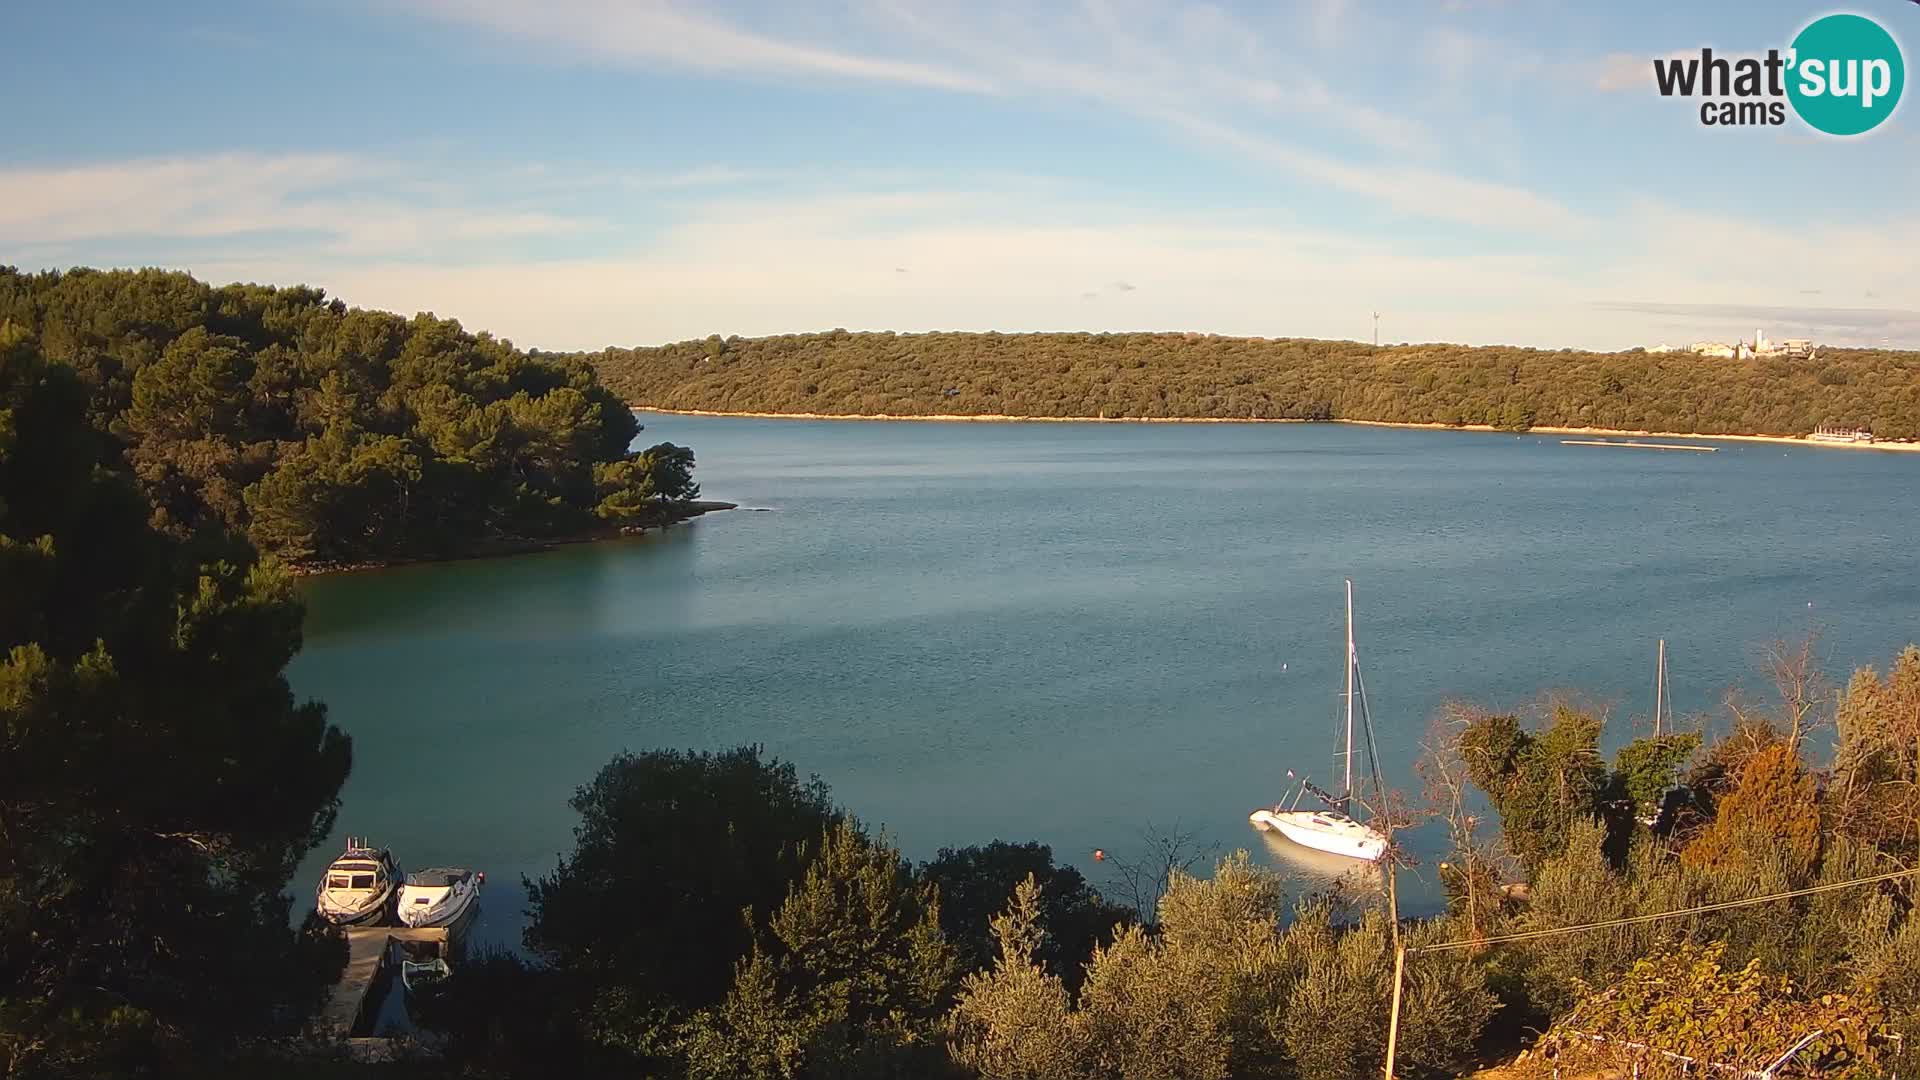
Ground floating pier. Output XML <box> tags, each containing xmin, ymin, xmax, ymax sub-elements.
<box><xmin>1561</xmin><ymin>439</ymin><xmax>1717</xmax><ymax>453</ymax></box>
<box><xmin>319</xmin><ymin>926</ymin><xmax>451</xmax><ymax>1037</ymax></box>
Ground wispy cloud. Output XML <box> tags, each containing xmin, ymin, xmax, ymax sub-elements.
<box><xmin>625</xmin><ymin>165</ymin><xmax>763</xmax><ymax>191</ymax></box>
<box><xmin>397</xmin><ymin>0</ymin><xmax>1575</xmax><ymax>229</ymax></box>
<box><xmin>405</xmin><ymin>0</ymin><xmax>998</xmax><ymax>93</ymax></box>
<box><xmin>1588</xmin><ymin>50</ymin><xmax>1706</xmax><ymax>93</ymax></box>
<box><xmin>0</xmin><ymin>152</ymin><xmax>593</xmax><ymax>258</ymax></box>
<box><xmin>1590</xmin><ymin>301</ymin><xmax>1920</xmax><ymax>345</ymax></box>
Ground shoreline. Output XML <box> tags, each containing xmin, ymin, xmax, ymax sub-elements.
<box><xmin>632</xmin><ymin>407</ymin><xmax>1920</xmax><ymax>453</ymax></box>
<box><xmin>287</xmin><ymin>501</ymin><xmax>738</xmax><ymax>577</ymax></box>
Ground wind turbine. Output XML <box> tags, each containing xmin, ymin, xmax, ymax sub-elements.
<box><xmin>1372</xmin><ymin>311</ymin><xmax>1381</xmax><ymax>349</ymax></box>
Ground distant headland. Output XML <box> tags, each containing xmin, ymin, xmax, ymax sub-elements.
<box><xmin>581</xmin><ymin>330</ymin><xmax>1920</xmax><ymax>447</ymax></box>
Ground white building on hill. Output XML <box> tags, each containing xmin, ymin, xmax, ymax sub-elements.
<box><xmin>1665</xmin><ymin>330</ymin><xmax>1817</xmax><ymax>360</ymax></box>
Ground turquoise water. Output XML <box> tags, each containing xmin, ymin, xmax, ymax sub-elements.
<box><xmin>291</xmin><ymin>416</ymin><xmax>1920</xmax><ymax>947</ymax></box>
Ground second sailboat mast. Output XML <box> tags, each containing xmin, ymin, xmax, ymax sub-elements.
<box><xmin>1343</xmin><ymin>579</ymin><xmax>1355</xmax><ymax>802</ymax></box>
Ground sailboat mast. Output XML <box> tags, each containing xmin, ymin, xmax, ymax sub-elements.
<box><xmin>1343</xmin><ymin>579</ymin><xmax>1355</xmax><ymax>801</ymax></box>
<box><xmin>1654</xmin><ymin>638</ymin><xmax>1666</xmax><ymax>737</ymax></box>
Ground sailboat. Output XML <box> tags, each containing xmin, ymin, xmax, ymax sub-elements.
<box><xmin>1248</xmin><ymin>581</ymin><xmax>1390</xmax><ymax>862</ymax></box>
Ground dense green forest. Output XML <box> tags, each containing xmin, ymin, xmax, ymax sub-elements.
<box><xmin>588</xmin><ymin>331</ymin><xmax>1920</xmax><ymax>440</ymax></box>
<box><xmin>2</xmin><ymin>327</ymin><xmax>352</xmax><ymax>1074</ymax></box>
<box><xmin>0</xmin><ymin>267</ymin><xmax>699</xmax><ymax>570</ymax></box>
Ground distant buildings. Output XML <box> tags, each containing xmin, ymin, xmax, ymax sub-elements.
<box><xmin>1651</xmin><ymin>329</ymin><xmax>1818</xmax><ymax>360</ymax></box>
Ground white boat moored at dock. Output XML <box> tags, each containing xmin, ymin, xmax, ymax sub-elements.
<box><xmin>395</xmin><ymin>867</ymin><xmax>482</xmax><ymax>928</ymax></box>
<box><xmin>316</xmin><ymin>838</ymin><xmax>403</xmax><ymax>926</ymax></box>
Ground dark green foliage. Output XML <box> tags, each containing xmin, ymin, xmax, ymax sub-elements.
<box><xmin>0</xmin><ymin>332</ymin><xmax>352</xmax><ymax>1075</ymax></box>
<box><xmin>1831</xmin><ymin>647</ymin><xmax>1920</xmax><ymax>854</ymax></box>
<box><xmin>950</xmin><ymin>855</ymin><xmax>1495</xmax><ymax>1080</ymax></box>
<box><xmin>409</xmin><ymin>949</ymin><xmax>598</xmax><ymax>1077</ymax></box>
<box><xmin>681</xmin><ymin>820</ymin><xmax>961</xmax><ymax>1079</ymax></box>
<box><xmin>1612</xmin><ymin>732</ymin><xmax>1703</xmax><ymax>818</ymax></box>
<box><xmin>919</xmin><ymin>841</ymin><xmax>1131</xmax><ymax>993</ymax></box>
<box><xmin>0</xmin><ymin>267</ymin><xmax>694</xmax><ymax>568</ymax></box>
<box><xmin>1458</xmin><ymin>705</ymin><xmax>1609</xmax><ymax>870</ymax></box>
<box><xmin>522</xmin><ymin>747</ymin><xmax>842</xmax><ymax>1066</ymax></box>
<box><xmin>586</xmin><ymin>330</ymin><xmax>1920</xmax><ymax>439</ymax></box>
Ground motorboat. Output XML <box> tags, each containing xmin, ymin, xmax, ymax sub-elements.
<box><xmin>315</xmin><ymin>837</ymin><xmax>402</xmax><ymax>925</ymax></box>
<box><xmin>395</xmin><ymin>867</ymin><xmax>483</xmax><ymax>928</ymax></box>
<box><xmin>1248</xmin><ymin>581</ymin><xmax>1390</xmax><ymax>863</ymax></box>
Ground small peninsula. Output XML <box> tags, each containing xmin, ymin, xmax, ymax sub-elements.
<box><xmin>0</xmin><ymin>267</ymin><xmax>707</xmax><ymax>572</ymax></box>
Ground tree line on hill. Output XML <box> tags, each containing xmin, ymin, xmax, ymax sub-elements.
<box><xmin>0</xmin><ymin>267</ymin><xmax>699</xmax><ymax>570</ymax></box>
<box><xmin>586</xmin><ymin>330</ymin><xmax>1920</xmax><ymax>440</ymax></box>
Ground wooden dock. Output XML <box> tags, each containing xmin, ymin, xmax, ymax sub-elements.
<box><xmin>1561</xmin><ymin>439</ymin><xmax>1717</xmax><ymax>453</ymax></box>
<box><xmin>319</xmin><ymin>926</ymin><xmax>450</xmax><ymax>1037</ymax></box>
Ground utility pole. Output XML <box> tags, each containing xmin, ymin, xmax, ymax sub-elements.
<box><xmin>1384</xmin><ymin>939</ymin><xmax>1406</xmax><ymax>1080</ymax></box>
<box><xmin>1373</xmin><ymin>311</ymin><xmax>1381</xmax><ymax>349</ymax></box>
<box><xmin>1381</xmin><ymin>736</ymin><xmax>1404</xmax><ymax>1080</ymax></box>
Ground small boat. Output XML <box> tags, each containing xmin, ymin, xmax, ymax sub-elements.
<box><xmin>395</xmin><ymin>867</ymin><xmax>483</xmax><ymax>928</ymax></box>
<box><xmin>1249</xmin><ymin>581</ymin><xmax>1390</xmax><ymax>863</ymax></box>
<box><xmin>400</xmin><ymin>957</ymin><xmax>452</xmax><ymax>996</ymax></box>
<box><xmin>315</xmin><ymin>837</ymin><xmax>403</xmax><ymax>926</ymax></box>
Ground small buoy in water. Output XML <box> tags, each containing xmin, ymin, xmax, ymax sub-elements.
<box><xmin>1281</xmin><ymin>662</ymin><xmax>1287</xmax><ymax>672</ymax></box>
<box><xmin>1093</xmin><ymin>848</ymin><xmax>1106</xmax><ymax>862</ymax></box>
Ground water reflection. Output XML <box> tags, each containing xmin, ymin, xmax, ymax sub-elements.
<box><xmin>1251</xmin><ymin>828</ymin><xmax>1386</xmax><ymax>900</ymax></box>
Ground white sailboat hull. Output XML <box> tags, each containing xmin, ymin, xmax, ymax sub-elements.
<box><xmin>1249</xmin><ymin>809</ymin><xmax>1387</xmax><ymax>862</ymax></box>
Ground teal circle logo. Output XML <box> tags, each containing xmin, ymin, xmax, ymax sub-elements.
<box><xmin>1787</xmin><ymin>13</ymin><xmax>1904</xmax><ymax>136</ymax></box>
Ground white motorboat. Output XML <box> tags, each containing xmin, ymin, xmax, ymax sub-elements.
<box><xmin>395</xmin><ymin>867</ymin><xmax>483</xmax><ymax>928</ymax></box>
<box><xmin>315</xmin><ymin>837</ymin><xmax>403</xmax><ymax>925</ymax></box>
<box><xmin>1248</xmin><ymin>581</ymin><xmax>1390</xmax><ymax>863</ymax></box>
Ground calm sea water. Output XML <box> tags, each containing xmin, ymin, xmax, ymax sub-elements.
<box><xmin>290</xmin><ymin>416</ymin><xmax>1920</xmax><ymax>947</ymax></box>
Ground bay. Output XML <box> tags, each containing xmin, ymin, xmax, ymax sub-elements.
<box><xmin>291</xmin><ymin>415</ymin><xmax>1920</xmax><ymax>948</ymax></box>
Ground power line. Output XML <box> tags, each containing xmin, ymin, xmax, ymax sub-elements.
<box><xmin>1410</xmin><ymin>867</ymin><xmax>1920</xmax><ymax>955</ymax></box>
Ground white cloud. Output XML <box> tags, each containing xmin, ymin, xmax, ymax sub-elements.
<box><xmin>406</xmin><ymin>0</ymin><xmax>997</xmax><ymax>93</ymax></box>
<box><xmin>1158</xmin><ymin>109</ymin><xmax>1577</xmax><ymax>231</ymax></box>
<box><xmin>0</xmin><ymin>152</ymin><xmax>594</xmax><ymax>258</ymax></box>
<box><xmin>0</xmin><ymin>153</ymin><xmax>361</xmax><ymax>243</ymax></box>
<box><xmin>400</xmin><ymin>0</ymin><xmax>1566</xmax><ymax>226</ymax></box>
<box><xmin>131</xmin><ymin>181</ymin><xmax>1913</xmax><ymax>353</ymax></box>
<box><xmin>1307</xmin><ymin>0</ymin><xmax>1349</xmax><ymax>48</ymax></box>
<box><xmin>1592</xmin><ymin>51</ymin><xmax>1695</xmax><ymax>93</ymax></box>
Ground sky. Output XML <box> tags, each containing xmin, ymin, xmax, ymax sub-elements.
<box><xmin>2</xmin><ymin>0</ymin><xmax>1918</xmax><ymax>352</ymax></box>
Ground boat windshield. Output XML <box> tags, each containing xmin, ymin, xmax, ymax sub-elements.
<box><xmin>407</xmin><ymin>869</ymin><xmax>467</xmax><ymax>887</ymax></box>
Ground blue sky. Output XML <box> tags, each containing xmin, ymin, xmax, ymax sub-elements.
<box><xmin>3</xmin><ymin>0</ymin><xmax>1917</xmax><ymax>350</ymax></box>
